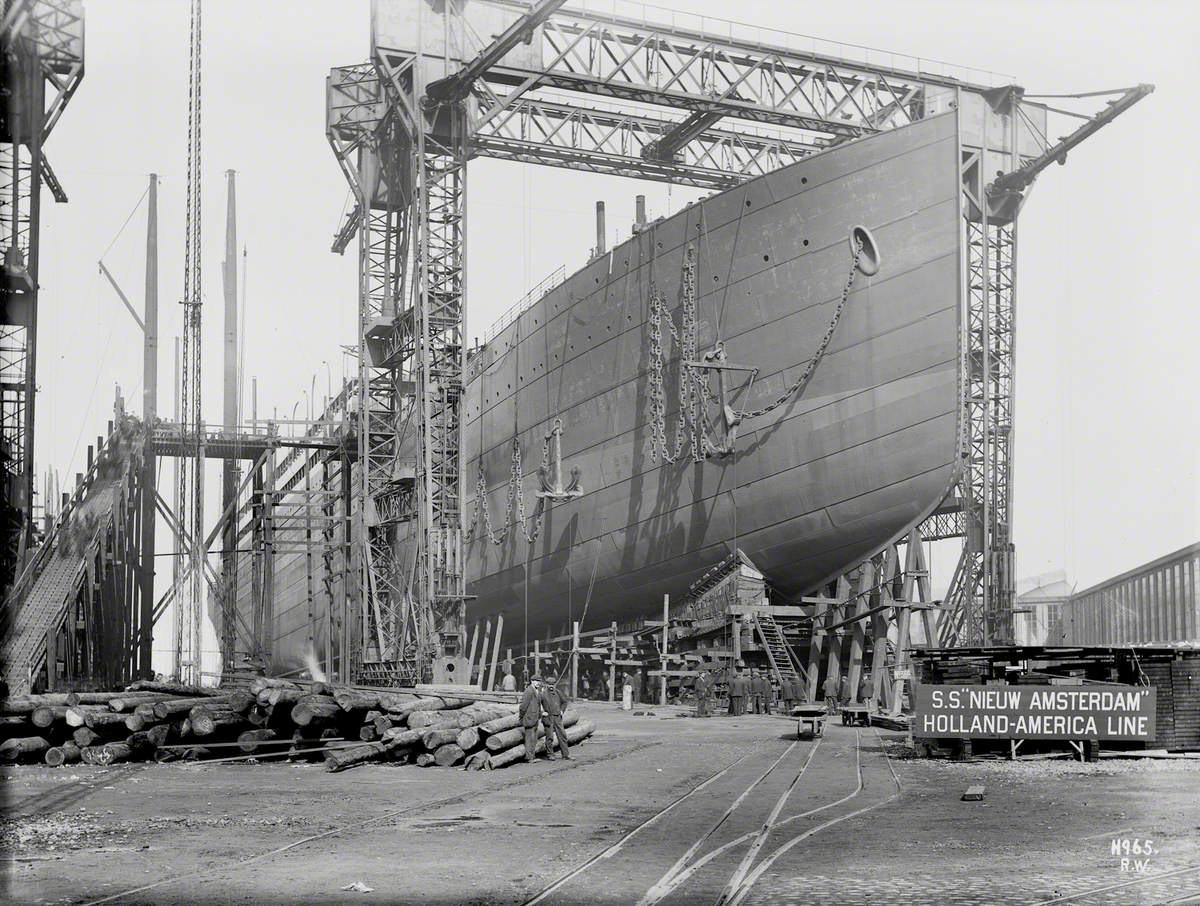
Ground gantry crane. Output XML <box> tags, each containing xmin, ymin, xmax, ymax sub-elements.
<box><xmin>326</xmin><ymin>0</ymin><xmax>1151</xmax><ymax>680</ymax></box>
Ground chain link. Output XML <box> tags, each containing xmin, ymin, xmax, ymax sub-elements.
<box><xmin>468</xmin><ymin>235</ymin><xmax>865</xmax><ymax>537</ymax></box>
<box><xmin>646</xmin><ymin>235</ymin><xmax>863</xmax><ymax>459</ymax></box>
<box><xmin>467</xmin><ymin>432</ymin><xmax>548</xmax><ymax>546</ymax></box>
<box><xmin>648</xmin><ymin>246</ymin><xmax>709</xmax><ymax>464</ymax></box>
<box><xmin>734</xmin><ymin>237</ymin><xmax>863</xmax><ymax>421</ymax></box>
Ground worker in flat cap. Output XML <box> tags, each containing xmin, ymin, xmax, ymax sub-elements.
<box><xmin>540</xmin><ymin>674</ymin><xmax>572</xmax><ymax>760</ymax></box>
<box><xmin>695</xmin><ymin>668</ymin><xmax>713</xmax><ymax>718</ymax></box>
<box><xmin>520</xmin><ymin>675</ymin><xmax>546</xmax><ymax>763</ymax></box>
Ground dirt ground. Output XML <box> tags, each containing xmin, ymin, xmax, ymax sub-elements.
<box><xmin>3</xmin><ymin>701</ymin><xmax>1199</xmax><ymax>906</ymax></box>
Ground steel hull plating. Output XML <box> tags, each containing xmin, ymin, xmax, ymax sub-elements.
<box><xmin>463</xmin><ymin>111</ymin><xmax>963</xmax><ymax>636</ymax></box>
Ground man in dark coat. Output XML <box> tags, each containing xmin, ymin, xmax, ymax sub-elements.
<box><xmin>695</xmin><ymin>669</ymin><xmax>712</xmax><ymax>718</ymax></box>
<box><xmin>752</xmin><ymin>670</ymin><xmax>767</xmax><ymax>715</ymax></box>
<box><xmin>520</xmin><ymin>676</ymin><xmax>545</xmax><ymax>762</ymax></box>
<box><xmin>780</xmin><ymin>677</ymin><xmax>797</xmax><ymax>713</ymax></box>
<box><xmin>540</xmin><ymin>677</ymin><xmax>572</xmax><ymax>760</ymax></box>
<box><xmin>728</xmin><ymin>669</ymin><xmax>746</xmax><ymax>716</ymax></box>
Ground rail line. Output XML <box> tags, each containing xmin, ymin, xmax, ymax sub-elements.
<box><xmin>80</xmin><ymin>739</ymin><xmax>664</xmax><ymax>906</ymax></box>
<box><xmin>722</xmin><ymin>729</ymin><xmax>902</xmax><ymax>906</ymax></box>
<box><xmin>635</xmin><ymin>737</ymin><xmax>814</xmax><ymax>906</ymax></box>
<box><xmin>642</xmin><ymin>729</ymin><xmax>867</xmax><ymax>905</ymax></box>
<box><xmin>520</xmin><ymin>745</ymin><xmax>760</xmax><ymax>906</ymax></box>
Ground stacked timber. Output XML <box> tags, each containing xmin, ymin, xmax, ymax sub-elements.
<box><xmin>326</xmin><ymin>702</ymin><xmax>597</xmax><ymax>773</ymax></box>
<box><xmin>2</xmin><ymin>683</ymin><xmax>572</xmax><ymax>768</ymax></box>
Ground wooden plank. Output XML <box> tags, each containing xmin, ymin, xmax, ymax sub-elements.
<box><xmin>486</xmin><ymin>615</ymin><xmax>504</xmax><ymax>692</ymax></box>
<box><xmin>609</xmin><ymin>620</ymin><xmax>617</xmax><ymax>703</ymax></box>
<box><xmin>961</xmin><ymin>785</ymin><xmax>985</xmax><ymax>801</ymax></box>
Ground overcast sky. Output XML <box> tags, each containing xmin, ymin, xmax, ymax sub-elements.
<box><xmin>35</xmin><ymin>0</ymin><xmax>1199</xmax><ymax>631</ymax></box>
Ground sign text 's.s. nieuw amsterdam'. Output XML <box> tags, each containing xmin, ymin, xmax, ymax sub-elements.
<box><xmin>912</xmin><ymin>684</ymin><xmax>1157</xmax><ymax>740</ymax></box>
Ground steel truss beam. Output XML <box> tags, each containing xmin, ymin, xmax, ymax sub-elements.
<box><xmin>468</xmin><ymin>0</ymin><xmax>965</xmax><ymax>139</ymax></box>
<box><xmin>940</xmin><ymin>137</ymin><xmax>1017</xmax><ymax>646</ymax></box>
<box><xmin>470</xmin><ymin>94</ymin><xmax>820</xmax><ymax>188</ymax></box>
<box><xmin>327</xmin><ymin>59</ymin><xmax>420</xmax><ymax>683</ymax></box>
<box><xmin>1</xmin><ymin>0</ymin><xmax>83</xmax><ymax>595</ymax></box>
<box><xmin>410</xmin><ymin>108</ymin><xmax>468</xmax><ymax>675</ymax></box>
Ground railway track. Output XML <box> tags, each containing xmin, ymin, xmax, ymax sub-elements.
<box><xmin>524</xmin><ymin>723</ymin><xmax>902</xmax><ymax>906</ymax></box>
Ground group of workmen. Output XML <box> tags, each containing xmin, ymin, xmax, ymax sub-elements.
<box><xmin>517</xmin><ymin>675</ymin><xmax>572</xmax><ymax>763</ymax></box>
<box><xmin>688</xmin><ymin>666</ymin><xmax>804</xmax><ymax>717</ymax></box>
<box><xmin>725</xmin><ymin>667</ymin><xmax>803</xmax><ymax>716</ymax></box>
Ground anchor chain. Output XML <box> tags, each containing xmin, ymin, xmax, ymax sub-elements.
<box><xmin>467</xmin><ymin>430</ymin><xmax>553</xmax><ymax>545</ymax></box>
<box><xmin>734</xmin><ymin>236</ymin><xmax>863</xmax><ymax>421</ymax></box>
<box><xmin>648</xmin><ymin>246</ymin><xmax>708</xmax><ymax>464</ymax></box>
<box><xmin>646</xmin><ymin>234</ymin><xmax>864</xmax><ymax>460</ymax></box>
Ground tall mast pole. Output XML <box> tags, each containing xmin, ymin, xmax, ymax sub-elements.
<box><xmin>221</xmin><ymin>169</ymin><xmax>238</xmax><ymax>667</ymax></box>
<box><xmin>139</xmin><ymin>173</ymin><xmax>158</xmax><ymax>676</ymax></box>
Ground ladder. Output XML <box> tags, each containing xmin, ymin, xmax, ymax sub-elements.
<box><xmin>753</xmin><ymin>612</ymin><xmax>806</xmax><ymax>687</ymax></box>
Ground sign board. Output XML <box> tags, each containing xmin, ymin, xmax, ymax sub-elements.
<box><xmin>912</xmin><ymin>684</ymin><xmax>1156</xmax><ymax>741</ymax></box>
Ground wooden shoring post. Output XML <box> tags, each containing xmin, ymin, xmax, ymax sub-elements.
<box><xmin>533</xmin><ymin>637</ymin><xmax>540</xmax><ymax>683</ymax></box>
<box><xmin>824</xmin><ymin>576</ymin><xmax>851</xmax><ymax>702</ymax></box>
<box><xmin>46</xmin><ymin>617</ymin><xmax>58</xmax><ymax>690</ymax></box>
<box><xmin>262</xmin><ymin>446</ymin><xmax>276</xmax><ymax>666</ymax></box>
<box><xmin>304</xmin><ymin>457</ymin><xmax>316</xmax><ymax>666</ymax></box>
<box><xmin>82</xmin><ymin>561</ymin><xmax>95</xmax><ymax>678</ymax></box>
<box><xmin>660</xmin><ymin>595</ymin><xmax>669</xmax><ymax>706</ymax></box>
<box><xmin>571</xmin><ymin>621</ymin><xmax>580</xmax><ymax>699</ymax></box>
<box><xmin>870</xmin><ymin>545</ymin><xmax>899</xmax><ymax>712</ymax></box>
<box><xmin>99</xmin><ymin>535</ymin><xmax>119</xmax><ymax>688</ymax></box>
<box><xmin>846</xmin><ymin>559</ymin><xmax>874</xmax><ymax>704</ymax></box>
<box><xmin>805</xmin><ymin>597</ymin><xmax>826</xmax><ymax>702</ymax></box>
<box><xmin>609</xmin><ymin>621</ymin><xmax>617</xmax><ymax>702</ymax></box>
<box><xmin>466</xmin><ymin>621</ymin><xmax>480</xmax><ymax>680</ymax></box>
<box><xmin>890</xmin><ymin>532</ymin><xmax>921</xmax><ymax>715</ymax></box>
<box><xmin>478</xmin><ymin>618</ymin><xmax>493</xmax><ymax>686</ymax></box>
<box><xmin>251</xmin><ymin>456</ymin><xmax>264</xmax><ymax>660</ymax></box>
<box><xmin>339</xmin><ymin>459</ymin><xmax>354</xmax><ymax>684</ymax></box>
<box><xmin>122</xmin><ymin>484</ymin><xmax>137</xmax><ymax>683</ymax></box>
<box><xmin>486</xmin><ymin>614</ymin><xmax>504</xmax><ymax>691</ymax></box>
<box><xmin>910</xmin><ymin>531</ymin><xmax>937</xmax><ymax>645</ymax></box>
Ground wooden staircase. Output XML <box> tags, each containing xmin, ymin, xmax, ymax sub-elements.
<box><xmin>753</xmin><ymin>612</ymin><xmax>806</xmax><ymax>687</ymax></box>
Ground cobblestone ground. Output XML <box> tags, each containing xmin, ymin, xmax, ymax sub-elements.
<box><xmin>2</xmin><ymin>703</ymin><xmax>1198</xmax><ymax>905</ymax></box>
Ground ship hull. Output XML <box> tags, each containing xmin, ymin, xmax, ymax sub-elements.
<box><xmin>464</xmin><ymin>110</ymin><xmax>963</xmax><ymax>636</ymax></box>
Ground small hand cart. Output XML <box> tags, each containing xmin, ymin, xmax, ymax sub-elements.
<box><xmin>791</xmin><ymin>704</ymin><xmax>827</xmax><ymax>738</ymax></box>
<box><xmin>840</xmin><ymin>704</ymin><xmax>870</xmax><ymax>726</ymax></box>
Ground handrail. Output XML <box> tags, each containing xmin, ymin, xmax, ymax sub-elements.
<box><xmin>482</xmin><ymin>266</ymin><xmax>568</xmax><ymax>344</ymax></box>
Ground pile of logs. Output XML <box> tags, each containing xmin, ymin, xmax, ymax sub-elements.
<box><xmin>0</xmin><ymin>679</ymin><xmax>596</xmax><ymax>772</ymax></box>
<box><xmin>326</xmin><ymin>699</ymin><xmax>595</xmax><ymax>772</ymax></box>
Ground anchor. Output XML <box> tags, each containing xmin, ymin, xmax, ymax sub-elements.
<box><xmin>686</xmin><ymin>341</ymin><xmax>759</xmax><ymax>454</ymax></box>
<box><xmin>536</xmin><ymin>418</ymin><xmax>584</xmax><ymax>500</ymax></box>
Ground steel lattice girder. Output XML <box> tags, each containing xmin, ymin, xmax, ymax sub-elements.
<box><xmin>470</xmin><ymin>95</ymin><xmax>822</xmax><ymax>189</ymax></box>
<box><xmin>1</xmin><ymin>0</ymin><xmax>84</xmax><ymax>594</ymax></box>
<box><xmin>467</xmin><ymin>1</ymin><xmax>977</xmax><ymax>139</ymax></box>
